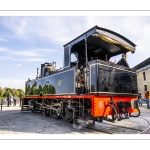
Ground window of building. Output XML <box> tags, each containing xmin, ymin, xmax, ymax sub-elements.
<box><xmin>144</xmin><ymin>85</ymin><xmax>147</xmax><ymax>91</ymax></box>
<box><xmin>143</xmin><ymin>72</ymin><xmax>146</xmax><ymax>80</ymax></box>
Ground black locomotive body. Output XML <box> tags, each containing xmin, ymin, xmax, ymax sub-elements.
<box><xmin>22</xmin><ymin>25</ymin><xmax>139</xmax><ymax>125</ymax></box>
<box><xmin>25</xmin><ymin>59</ymin><xmax>137</xmax><ymax>96</ymax></box>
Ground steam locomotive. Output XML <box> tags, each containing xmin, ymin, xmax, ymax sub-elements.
<box><xmin>22</xmin><ymin>25</ymin><xmax>139</xmax><ymax>125</ymax></box>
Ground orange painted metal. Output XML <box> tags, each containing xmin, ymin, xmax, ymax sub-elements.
<box><xmin>92</xmin><ymin>97</ymin><xmax>111</xmax><ymax>117</ymax></box>
<box><xmin>91</xmin><ymin>96</ymin><xmax>137</xmax><ymax>117</ymax></box>
<box><xmin>24</xmin><ymin>95</ymin><xmax>137</xmax><ymax>117</ymax></box>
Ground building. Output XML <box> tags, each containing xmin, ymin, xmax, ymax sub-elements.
<box><xmin>133</xmin><ymin>57</ymin><xmax>150</xmax><ymax>99</ymax></box>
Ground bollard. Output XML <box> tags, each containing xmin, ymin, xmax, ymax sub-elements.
<box><xmin>1</xmin><ymin>99</ymin><xmax>2</xmax><ymax>111</ymax></box>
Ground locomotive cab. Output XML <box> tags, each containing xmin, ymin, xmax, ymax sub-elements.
<box><xmin>63</xmin><ymin>25</ymin><xmax>137</xmax><ymax>95</ymax></box>
<box><xmin>64</xmin><ymin>25</ymin><xmax>135</xmax><ymax>70</ymax></box>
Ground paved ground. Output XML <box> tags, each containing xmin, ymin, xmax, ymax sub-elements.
<box><xmin>0</xmin><ymin>101</ymin><xmax>150</xmax><ymax>135</ymax></box>
<box><xmin>0</xmin><ymin>104</ymin><xmax>106</xmax><ymax>134</ymax></box>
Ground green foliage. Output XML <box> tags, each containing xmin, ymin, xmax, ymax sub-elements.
<box><xmin>25</xmin><ymin>84</ymin><xmax>30</xmax><ymax>95</ymax></box>
<box><xmin>49</xmin><ymin>84</ymin><xmax>56</xmax><ymax>94</ymax></box>
<box><xmin>25</xmin><ymin>82</ymin><xmax>56</xmax><ymax>95</ymax></box>
<box><xmin>17</xmin><ymin>89</ymin><xmax>25</xmax><ymax>97</ymax></box>
<box><xmin>3</xmin><ymin>87</ymin><xmax>13</xmax><ymax>97</ymax></box>
<box><xmin>11</xmin><ymin>88</ymin><xmax>19</xmax><ymax>96</ymax></box>
<box><xmin>0</xmin><ymin>86</ymin><xmax>24</xmax><ymax>98</ymax></box>
<box><xmin>0</xmin><ymin>86</ymin><xmax>4</xmax><ymax>97</ymax></box>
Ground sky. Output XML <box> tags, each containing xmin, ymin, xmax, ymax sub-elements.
<box><xmin>0</xmin><ymin>16</ymin><xmax>150</xmax><ymax>91</ymax></box>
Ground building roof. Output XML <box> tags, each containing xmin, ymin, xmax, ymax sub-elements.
<box><xmin>133</xmin><ymin>57</ymin><xmax>150</xmax><ymax>71</ymax></box>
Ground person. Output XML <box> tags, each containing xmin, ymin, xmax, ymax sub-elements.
<box><xmin>138</xmin><ymin>91</ymin><xmax>142</xmax><ymax>106</ymax></box>
<box><xmin>13</xmin><ymin>95</ymin><xmax>17</xmax><ymax>106</ymax></box>
<box><xmin>9</xmin><ymin>94</ymin><xmax>12</xmax><ymax>106</ymax></box>
<box><xmin>145</xmin><ymin>90</ymin><xmax>150</xmax><ymax>109</ymax></box>
<box><xmin>117</xmin><ymin>53</ymin><xmax>130</xmax><ymax>68</ymax></box>
<box><xmin>10</xmin><ymin>95</ymin><xmax>13</xmax><ymax>106</ymax></box>
<box><xmin>7</xmin><ymin>94</ymin><xmax>10</xmax><ymax>107</ymax></box>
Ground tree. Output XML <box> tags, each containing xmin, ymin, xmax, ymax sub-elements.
<box><xmin>3</xmin><ymin>87</ymin><xmax>13</xmax><ymax>97</ymax></box>
<box><xmin>0</xmin><ymin>86</ymin><xmax>4</xmax><ymax>97</ymax></box>
<box><xmin>0</xmin><ymin>87</ymin><xmax>25</xmax><ymax>98</ymax></box>
<box><xmin>17</xmin><ymin>89</ymin><xmax>25</xmax><ymax>97</ymax></box>
<box><xmin>12</xmin><ymin>88</ymin><xmax>19</xmax><ymax>96</ymax></box>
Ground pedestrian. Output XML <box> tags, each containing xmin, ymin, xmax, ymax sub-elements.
<box><xmin>138</xmin><ymin>91</ymin><xmax>142</xmax><ymax>106</ymax></box>
<box><xmin>7</xmin><ymin>94</ymin><xmax>10</xmax><ymax>107</ymax></box>
<box><xmin>145</xmin><ymin>90</ymin><xmax>150</xmax><ymax>109</ymax></box>
<box><xmin>13</xmin><ymin>95</ymin><xmax>17</xmax><ymax>106</ymax></box>
<box><xmin>11</xmin><ymin>95</ymin><xmax>13</xmax><ymax>106</ymax></box>
<box><xmin>9</xmin><ymin>94</ymin><xmax>12</xmax><ymax>106</ymax></box>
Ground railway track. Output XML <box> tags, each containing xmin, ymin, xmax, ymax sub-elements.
<box><xmin>25</xmin><ymin>111</ymin><xmax>150</xmax><ymax>134</ymax></box>
<box><xmin>138</xmin><ymin>116</ymin><xmax>150</xmax><ymax>134</ymax></box>
<box><xmin>21</xmin><ymin>108</ymin><xmax>150</xmax><ymax>134</ymax></box>
<box><xmin>73</xmin><ymin>116</ymin><xmax>150</xmax><ymax>134</ymax></box>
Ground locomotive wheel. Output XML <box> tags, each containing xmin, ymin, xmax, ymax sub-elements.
<box><xmin>31</xmin><ymin>109</ymin><xmax>36</xmax><ymax>113</ymax></box>
<box><xmin>50</xmin><ymin>109</ymin><xmax>60</xmax><ymax>119</ymax></box>
<box><xmin>42</xmin><ymin>108</ymin><xmax>50</xmax><ymax>117</ymax></box>
<box><xmin>63</xmin><ymin>106</ymin><xmax>73</xmax><ymax>123</ymax></box>
<box><xmin>46</xmin><ymin>109</ymin><xmax>50</xmax><ymax>117</ymax></box>
<box><xmin>31</xmin><ymin>103</ymin><xmax>36</xmax><ymax>113</ymax></box>
<box><xmin>42</xmin><ymin>108</ymin><xmax>46</xmax><ymax>116</ymax></box>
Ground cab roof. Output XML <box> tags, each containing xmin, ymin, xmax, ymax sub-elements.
<box><xmin>64</xmin><ymin>25</ymin><xmax>136</xmax><ymax>59</ymax></box>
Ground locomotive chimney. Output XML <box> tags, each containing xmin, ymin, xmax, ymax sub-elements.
<box><xmin>41</xmin><ymin>64</ymin><xmax>45</xmax><ymax>77</ymax></box>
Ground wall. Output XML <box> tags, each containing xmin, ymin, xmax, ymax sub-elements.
<box><xmin>137</xmin><ymin>66</ymin><xmax>150</xmax><ymax>99</ymax></box>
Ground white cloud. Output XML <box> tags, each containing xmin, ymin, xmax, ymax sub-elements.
<box><xmin>21</xmin><ymin>58</ymin><xmax>48</xmax><ymax>62</ymax></box>
<box><xmin>0</xmin><ymin>17</ymin><xmax>29</xmax><ymax>39</ymax></box>
<box><xmin>0</xmin><ymin>17</ymin><xmax>87</xmax><ymax>44</ymax></box>
<box><xmin>0</xmin><ymin>16</ymin><xmax>150</xmax><ymax>46</ymax></box>
<box><xmin>36</xmin><ymin>48</ymin><xmax>61</xmax><ymax>53</ymax></box>
<box><xmin>0</xmin><ymin>37</ymin><xmax>8</xmax><ymax>42</ymax></box>
<box><xmin>0</xmin><ymin>56</ymin><xmax>15</xmax><ymax>60</ymax></box>
<box><xmin>12</xmin><ymin>50</ymin><xmax>41</xmax><ymax>57</ymax></box>
<box><xmin>0</xmin><ymin>47</ymin><xmax>9</xmax><ymax>51</ymax></box>
<box><xmin>16</xmin><ymin>64</ymin><xmax>22</xmax><ymax>67</ymax></box>
<box><xmin>0</xmin><ymin>46</ymin><xmax>60</xmax><ymax>57</ymax></box>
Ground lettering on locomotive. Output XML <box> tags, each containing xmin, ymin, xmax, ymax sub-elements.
<box><xmin>57</xmin><ymin>80</ymin><xmax>63</xmax><ymax>86</ymax></box>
